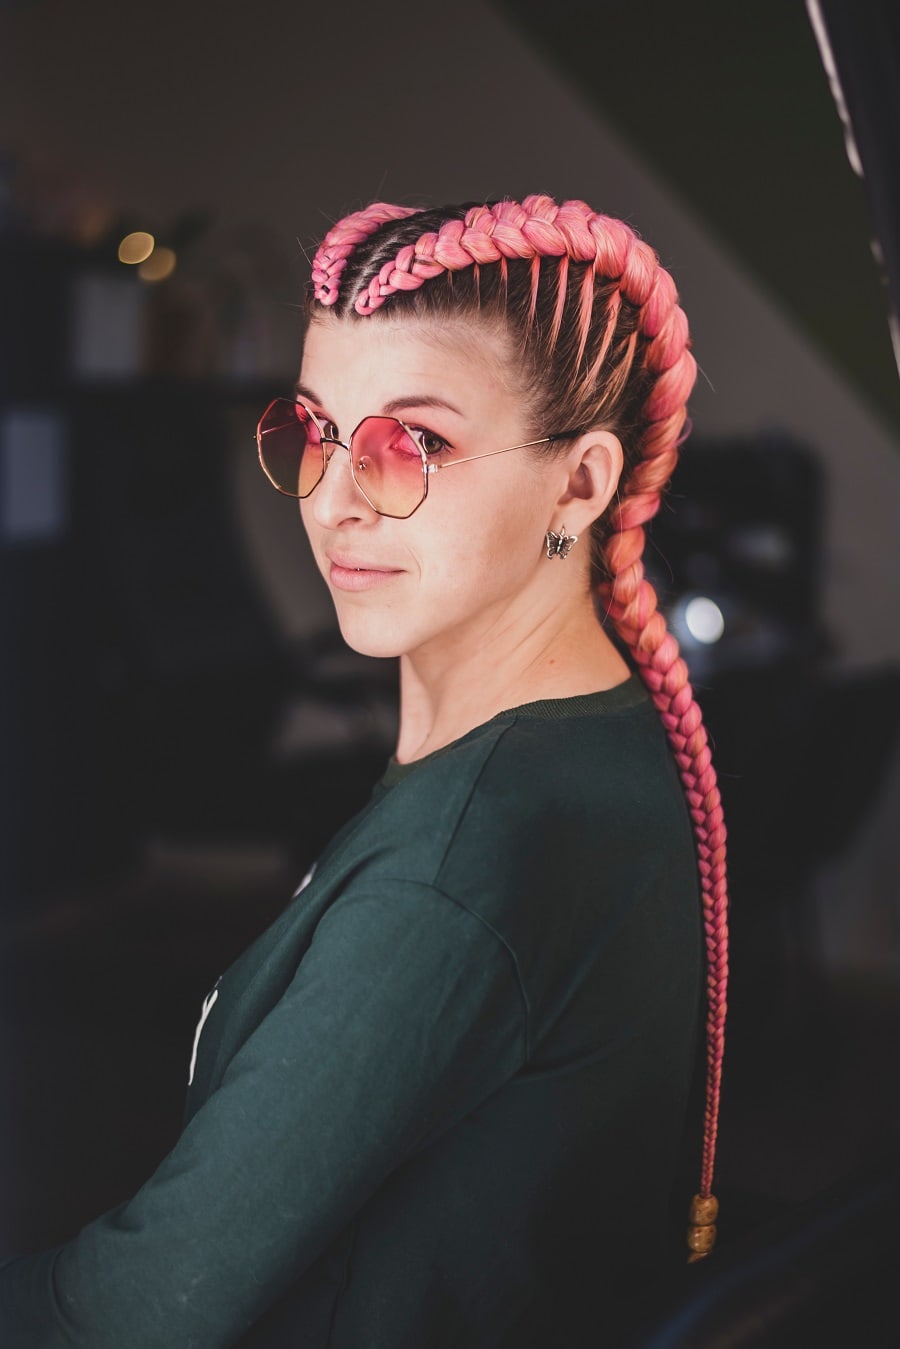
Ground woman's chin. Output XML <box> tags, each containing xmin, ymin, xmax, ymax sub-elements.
<box><xmin>334</xmin><ymin>614</ymin><xmax>406</xmax><ymax>661</ymax></box>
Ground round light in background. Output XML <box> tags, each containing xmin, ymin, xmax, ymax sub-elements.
<box><xmin>138</xmin><ymin>247</ymin><xmax>177</xmax><ymax>283</ymax></box>
<box><xmin>118</xmin><ymin>231</ymin><xmax>155</xmax><ymax>265</ymax></box>
<box><xmin>684</xmin><ymin>596</ymin><xmax>726</xmax><ymax>645</ymax></box>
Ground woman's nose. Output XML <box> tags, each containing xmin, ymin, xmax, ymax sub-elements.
<box><xmin>307</xmin><ymin>442</ymin><xmax>374</xmax><ymax>528</ymax></box>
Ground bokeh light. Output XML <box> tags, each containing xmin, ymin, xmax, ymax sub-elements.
<box><xmin>684</xmin><ymin>596</ymin><xmax>726</xmax><ymax>644</ymax></box>
<box><xmin>138</xmin><ymin>247</ymin><xmax>177</xmax><ymax>283</ymax></box>
<box><xmin>117</xmin><ymin>231</ymin><xmax>155</xmax><ymax>265</ymax></box>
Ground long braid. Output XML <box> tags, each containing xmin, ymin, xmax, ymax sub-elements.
<box><xmin>596</xmin><ymin>272</ymin><xmax>728</xmax><ymax>1255</ymax></box>
<box><xmin>311</xmin><ymin>196</ymin><xmax>729</xmax><ymax>1257</ymax></box>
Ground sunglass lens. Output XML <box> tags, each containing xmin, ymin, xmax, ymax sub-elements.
<box><xmin>257</xmin><ymin>399</ymin><xmax>323</xmax><ymax>497</ymax></box>
<box><xmin>351</xmin><ymin>418</ymin><xmax>425</xmax><ymax>518</ymax></box>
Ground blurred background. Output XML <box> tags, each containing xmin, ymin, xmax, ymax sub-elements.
<box><xmin>2</xmin><ymin>0</ymin><xmax>899</xmax><ymax>1337</ymax></box>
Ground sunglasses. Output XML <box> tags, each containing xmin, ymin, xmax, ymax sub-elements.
<box><xmin>256</xmin><ymin>397</ymin><xmax>558</xmax><ymax>520</ymax></box>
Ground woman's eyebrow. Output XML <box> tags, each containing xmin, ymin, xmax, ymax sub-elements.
<box><xmin>292</xmin><ymin>386</ymin><xmax>465</xmax><ymax>419</ymax></box>
<box><xmin>380</xmin><ymin>394</ymin><xmax>464</xmax><ymax>418</ymax></box>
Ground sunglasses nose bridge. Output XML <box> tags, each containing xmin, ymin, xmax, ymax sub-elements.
<box><xmin>320</xmin><ymin>426</ymin><xmax>384</xmax><ymax>515</ymax></box>
<box><xmin>318</xmin><ymin>435</ymin><xmax>352</xmax><ymax>482</ymax></box>
<box><xmin>320</xmin><ymin>433</ymin><xmax>347</xmax><ymax>454</ymax></box>
<box><xmin>309</xmin><ymin>435</ymin><xmax>376</xmax><ymax>520</ymax></box>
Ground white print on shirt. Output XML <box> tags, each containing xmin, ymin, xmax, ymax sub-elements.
<box><xmin>188</xmin><ymin>982</ymin><xmax>220</xmax><ymax>1086</ymax></box>
<box><xmin>292</xmin><ymin>861</ymin><xmax>317</xmax><ymax>899</ymax></box>
<box><xmin>185</xmin><ymin>866</ymin><xmax>316</xmax><ymax>1087</ymax></box>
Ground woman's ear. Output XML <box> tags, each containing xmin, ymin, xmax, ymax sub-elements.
<box><xmin>555</xmin><ymin>431</ymin><xmax>624</xmax><ymax>529</ymax></box>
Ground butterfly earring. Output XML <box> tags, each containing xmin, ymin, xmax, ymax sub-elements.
<box><xmin>545</xmin><ymin>525</ymin><xmax>578</xmax><ymax>560</ymax></box>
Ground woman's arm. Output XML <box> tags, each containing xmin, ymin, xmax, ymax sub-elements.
<box><xmin>1</xmin><ymin>881</ymin><xmax>528</xmax><ymax>1348</ymax></box>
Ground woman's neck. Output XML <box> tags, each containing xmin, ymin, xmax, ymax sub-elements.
<box><xmin>394</xmin><ymin>596</ymin><xmax>630</xmax><ymax>764</ymax></box>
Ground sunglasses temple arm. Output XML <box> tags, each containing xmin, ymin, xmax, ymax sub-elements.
<box><xmin>429</xmin><ymin>437</ymin><xmax>552</xmax><ymax>472</ymax></box>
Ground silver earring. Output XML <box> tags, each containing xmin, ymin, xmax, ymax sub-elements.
<box><xmin>545</xmin><ymin>525</ymin><xmax>578</xmax><ymax>559</ymax></box>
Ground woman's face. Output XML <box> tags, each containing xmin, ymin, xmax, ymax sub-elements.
<box><xmin>297</xmin><ymin>314</ymin><xmax>577</xmax><ymax>665</ymax></box>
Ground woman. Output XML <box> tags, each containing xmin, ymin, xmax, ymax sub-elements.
<box><xmin>1</xmin><ymin>196</ymin><xmax>728</xmax><ymax>1347</ymax></box>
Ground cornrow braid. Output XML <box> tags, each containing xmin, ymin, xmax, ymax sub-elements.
<box><xmin>310</xmin><ymin>203</ymin><xmax>420</xmax><ymax>308</ymax></box>
<box><xmin>308</xmin><ymin>195</ymin><xmax>729</xmax><ymax>1259</ymax></box>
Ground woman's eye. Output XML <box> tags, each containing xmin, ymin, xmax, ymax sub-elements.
<box><xmin>323</xmin><ymin>421</ymin><xmax>339</xmax><ymax>440</ymax></box>
<box><xmin>416</xmin><ymin>430</ymin><xmax>450</xmax><ymax>456</ymax></box>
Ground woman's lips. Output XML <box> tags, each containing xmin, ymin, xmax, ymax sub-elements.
<box><xmin>327</xmin><ymin>556</ymin><xmax>403</xmax><ymax>592</ymax></box>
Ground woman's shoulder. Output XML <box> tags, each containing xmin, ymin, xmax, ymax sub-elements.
<box><xmin>362</xmin><ymin>675</ymin><xmax>691</xmax><ymax>905</ymax></box>
<box><xmin>383</xmin><ymin>675</ymin><xmax>667</xmax><ymax>818</ymax></box>
<box><xmin>385</xmin><ymin>673</ymin><xmax>652</xmax><ymax>775</ymax></box>
<box><xmin>363</xmin><ymin>675</ymin><xmax>700</xmax><ymax>1040</ymax></box>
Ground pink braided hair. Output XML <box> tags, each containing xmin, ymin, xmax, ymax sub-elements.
<box><xmin>311</xmin><ymin>196</ymin><xmax>728</xmax><ymax>1258</ymax></box>
<box><xmin>310</xmin><ymin>202</ymin><xmax>420</xmax><ymax>307</ymax></box>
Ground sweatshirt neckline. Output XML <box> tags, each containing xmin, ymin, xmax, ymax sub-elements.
<box><xmin>381</xmin><ymin>675</ymin><xmax>647</xmax><ymax>787</ymax></box>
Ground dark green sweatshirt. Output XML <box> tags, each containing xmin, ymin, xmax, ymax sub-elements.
<box><xmin>1</xmin><ymin>677</ymin><xmax>701</xmax><ymax>1348</ymax></box>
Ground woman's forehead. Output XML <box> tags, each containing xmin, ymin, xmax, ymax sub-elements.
<box><xmin>299</xmin><ymin>314</ymin><xmax>520</xmax><ymax>407</ymax></box>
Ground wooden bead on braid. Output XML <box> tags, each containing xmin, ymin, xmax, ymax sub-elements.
<box><xmin>687</xmin><ymin>1194</ymin><xmax>719</xmax><ymax>1261</ymax></box>
<box><xmin>307</xmin><ymin>194</ymin><xmax>730</xmax><ymax>1261</ymax></box>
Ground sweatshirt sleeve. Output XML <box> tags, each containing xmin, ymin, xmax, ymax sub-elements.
<box><xmin>0</xmin><ymin>881</ymin><xmax>529</xmax><ymax>1348</ymax></box>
